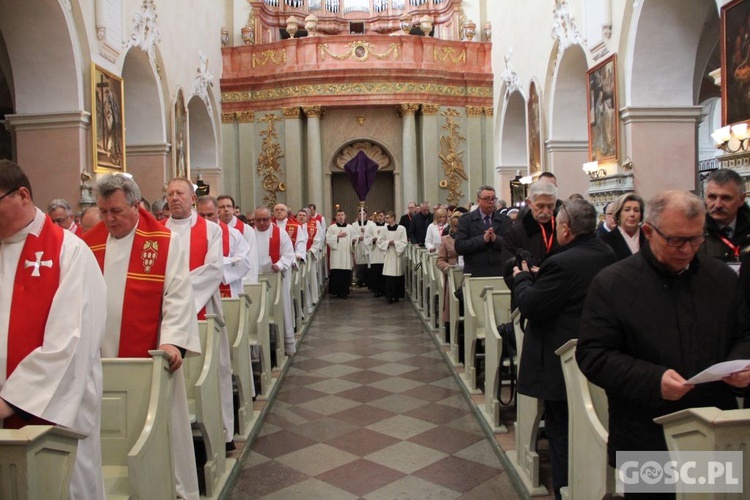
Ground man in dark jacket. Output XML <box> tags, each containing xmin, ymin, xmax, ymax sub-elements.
<box><xmin>513</xmin><ymin>198</ymin><xmax>616</xmax><ymax>499</ymax></box>
<box><xmin>407</xmin><ymin>201</ymin><xmax>432</xmax><ymax>245</ymax></box>
<box><xmin>577</xmin><ymin>190</ymin><xmax>750</xmax><ymax>493</ymax></box>
<box><xmin>455</xmin><ymin>185</ymin><xmax>509</xmax><ymax>277</ymax></box>
<box><xmin>700</xmin><ymin>168</ymin><xmax>750</xmax><ymax>269</ymax></box>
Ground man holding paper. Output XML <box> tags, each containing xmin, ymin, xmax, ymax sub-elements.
<box><xmin>577</xmin><ymin>190</ymin><xmax>750</xmax><ymax>467</ymax></box>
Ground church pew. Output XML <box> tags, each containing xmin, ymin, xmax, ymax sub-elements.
<box><xmin>462</xmin><ymin>276</ymin><xmax>508</xmax><ymax>392</ymax></box>
<box><xmin>188</xmin><ymin>315</ymin><xmax>233</xmax><ymax>498</ymax></box>
<box><xmin>556</xmin><ymin>339</ymin><xmax>614</xmax><ymax>500</ymax></box>
<box><xmin>0</xmin><ymin>425</ymin><xmax>85</xmax><ymax>500</ymax></box>
<box><xmin>431</xmin><ymin>254</ymin><xmax>445</xmax><ymax>338</ymax></box>
<box><xmin>447</xmin><ymin>266</ymin><xmax>464</xmax><ymax>365</ymax></box>
<box><xmin>406</xmin><ymin>244</ymin><xmax>414</xmax><ymax>297</ymax></box>
<box><xmin>479</xmin><ymin>289</ymin><xmax>511</xmax><ymax>433</ymax></box>
<box><xmin>258</xmin><ymin>272</ymin><xmax>286</xmax><ymax>369</ymax></box>
<box><xmin>221</xmin><ymin>294</ymin><xmax>256</xmax><ymax>441</ymax></box>
<box><xmin>413</xmin><ymin>247</ymin><xmax>425</xmax><ymax>310</ymax></box>
<box><xmin>100</xmin><ymin>351</ymin><xmax>176</xmax><ymax>499</ymax></box>
<box><xmin>245</xmin><ymin>281</ymin><xmax>273</xmax><ymax>396</ymax></box>
<box><xmin>655</xmin><ymin>407</ymin><xmax>750</xmax><ymax>499</ymax></box>
<box><xmin>507</xmin><ymin>308</ymin><xmax>548</xmax><ymax>496</ymax></box>
<box><xmin>291</xmin><ymin>263</ymin><xmax>303</xmax><ymax>334</ymax></box>
<box><xmin>420</xmin><ymin>250</ymin><xmax>432</xmax><ymax>323</ymax></box>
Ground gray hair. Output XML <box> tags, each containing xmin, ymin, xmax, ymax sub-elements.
<box><xmin>197</xmin><ymin>195</ymin><xmax>218</xmax><ymax>209</ymax></box>
<box><xmin>152</xmin><ymin>199</ymin><xmax>167</xmax><ymax>212</ymax></box>
<box><xmin>476</xmin><ymin>185</ymin><xmax>495</xmax><ymax>198</ymax></box>
<box><xmin>528</xmin><ymin>181</ymin><xmax>557</xmax><ymax>202</ymax></box>
<box><xmin>47</xmin><ymin>198</ymin><xmax>73</xmax><ymax>215</ymax></box>
<box><xmin>707</xmin><ymin>168</ymin><xmax>745</xmax><ymax>195</ymax></box>
<box><xmin>93</xmin><ymin>174</ymin><xmax>141</xmax><ymax>206</ymax></box>
<box><xmin>644</xmin><ymin>190</ymin><xmax>705</xmax><ymax>227</ymax></box>
<box><xmin>559</xmin><ymin>199</ymin><xmax>597</xmax><ymax>235</ymax></box>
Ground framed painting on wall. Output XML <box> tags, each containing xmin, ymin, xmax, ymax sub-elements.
<box><xmin>527</xmin><ymin>82</ymin><xmax>542</xmax><ymax>175</ymax></box>
<box><xmin>173</xmin><ymin>90</ymin><xmax>189</xmax><ymax>179</ymax></box>
<box><xmin>586</xmin><ymin>54</ymin><xmax>618</xmax><ymax>162</ymax></box>
<box><xmin>91</xmin><ymin>64</ymin><xmax>126</xmax><ymax>173</ymax></box>
<box><xmin>722</xmin><ymin>0</ymin><xmax>750</xmax><ymax>126</ymax></box>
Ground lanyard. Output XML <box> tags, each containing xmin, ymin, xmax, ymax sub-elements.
<box><xmin>718</xmin><ymin>234</ymin><xmax>741</xmax><ymax>261</ymax></box>
<box><xmin>539</xmin><ymin>218</ymin><xmax>555</xmax><ymax>254</ymax></box>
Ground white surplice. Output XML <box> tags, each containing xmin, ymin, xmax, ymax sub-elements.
<box><xmin>0</xmin><ymin>208</ymin><xmax>106</xmax><ymax>500</ymax></box>
<box><xmin>377</xmin><ymin>224</ymin><xmax>408</xmax><ymax>276</ymax></box>
<box><xmin>364</xmin><ymin>223</ymin><xmax>387</xmax><ymax>265</ymax></box>
<box><xmin>326</xmin><ymin>223</ymin><xmax>358</xmax><ymax>270</ymax></box>
<box><xmin>167</xmin><ymin>212</ymin><xmax>235</xmax><ymax>443</ymax></box>
<box><xmin>101</xmin><ymin>218</ymin><xmax>201</xmax><ymax>500</ymax></box>
<box><xmin>255</xmin><ymin>226</ymin><xmax>296</xmax><ymax>351</ymax></box>
<box><xmin>228</xmin><ymin>216</ymin><xmax>259</xmax><ymax>285</ymax></box>
<box><xmin>223</xmin><ymin>224</ymin><xmax>252</xmax><ymax>298</ymax></box>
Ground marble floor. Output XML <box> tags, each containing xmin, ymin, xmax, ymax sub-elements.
<box><xmin>227</xmin><ymin>286</ymin><xmax>523</xmax><ymax>499</ymax></box>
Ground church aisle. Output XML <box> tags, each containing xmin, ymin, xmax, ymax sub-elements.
<box><xmin>228</xmin><ymin>287</ymin><xmax>520</xmax><ymax>498</ymax></box>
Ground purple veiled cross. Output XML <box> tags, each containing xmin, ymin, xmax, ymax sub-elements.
<box><xmin>344</xmin><ymin>150</ymin><xmax>378</xmax><ymax>223</ymax></box>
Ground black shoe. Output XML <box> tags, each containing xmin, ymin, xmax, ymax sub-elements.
<box><xmin>387</xmin><ymin>297</ymin><xmax>394</xmax><ymax>304</ymax></box>
<box><xmin>226</xmin><ymin>440</ymin><xmax>236</xmax><ymax>452</ymax></box>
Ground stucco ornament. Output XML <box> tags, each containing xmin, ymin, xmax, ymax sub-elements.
<box><xmin>192</xmin><ymin>53</ymin><xmax>214</xmax><ymax>114</ymax></box>
<box><xmin>501</xmin><ymin>48</ymin><xmax>526</xmax><ymax>101</ymax></box>
<box><xmin>125</xmin><ymin>0</ymin><xmax>162</xmax><ymax>67</ymax></box>
<box><xmin>551</xmin><ymin>0</ymin><xmax>586</xmax><ymax>70</ymax></box>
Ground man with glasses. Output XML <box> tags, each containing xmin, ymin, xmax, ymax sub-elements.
<box><xmin>455</xmin><ymin>185</ymin><xmax>508</xmax><ymax>277</ymax></box>
<box><xmin>595</xmin><ymin>201</ymin><xmax>616</xmax><ymax>236</ymax></box>
<box><xmin>577</xmin><ymin>190</ymin><xmax>750</xmax><ymax>489</ymax></box>
<box><xmin>47</xmin><ymin>198</ymin><xmax>82</xmax><ymax>236</ymax></box>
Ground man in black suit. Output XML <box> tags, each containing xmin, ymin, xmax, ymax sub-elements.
<box><xmin>398</xmin><ymin>201</ymin><xmax>417</xmax><ymax>233</ymax></box>
<box><xmin>408</xmin><ymin>201</ymin><xmax>433</xmax><ymax>246</ymax></box>
<box><xmin>454</xmin><ymin>185</ymin><xmax>509</xmax><ymax>277</ymax></box>
<box><xmin>513</xmin><ymin>198</ymin><xmax>616</xmax><ymax>499</ymax></box>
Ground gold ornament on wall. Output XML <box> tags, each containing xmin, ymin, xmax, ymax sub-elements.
<box><xmin>319</xmin><ymin>41</ymin><xmax>399</xmax><ymax>62</ymax></box>
<box><xmin>439</xmin><ymin>108</ymin><xmax>467</xmax><ymax>205</ymax></box>
<box><xmin>252</xmin><ymin>49</ymin><xmax>287</xmax><ymax>68</ymax></box>
<box><xmin>256</xmin><ymin>113</ymin><xmax>286</xmax><ymax>206</ymax></box>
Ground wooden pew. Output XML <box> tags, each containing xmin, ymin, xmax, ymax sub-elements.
<box><xmin>187</xmin><ymin>315</ymin><xmax>234</xmax><ymax>498</ymax></box>
<box><xmin>655</xmin><ymin>407</ymin><xmax>750</xmax><ymax>499</ymax></box>
<box><xmin>221</xmin><ymin>294</ymin><xmax>256</xmax><ymax>441</ymax></box>
<box><xmin>244</xmin><ymin>281</ymin><xmax>273</xmax><ymax>396</ymax></box>
<box><xmin>461</xmin><ymin>276</ymin><xmax>508</xmax><ymax>392</ymax></box>
<box><xmin>0</xmin><ymin>425</ymin><xmax>85</xmax><ymax>500</ymax></box>
<box><xmin>556</xmin><ymin>339</ymin><xmax>614</xmax><ymax>500</ymax></box>
<box><xmin>431</xmin><ymin>255</ymin><xmax>445</xmax><ymax>338</ymax></box>
<box><xmin>291</xmin><ymin>262</ymin><xmax>304</xmax><ymax>334</ymax></box>
<box><xmin>479</xmin><ymin>289</ymin><xmax>511</xmax><ymax>433</ymax></box>
<box><xmin>100</xmin><ymin>351</ymin><xmax>176</xmax><ymax>499</ymax></box>
<box><xmin>507</xmin><ymin>308</ymin><xmax>548</xmax><ymax>496</ymax></box>
<box><xmin>420</xmin><ymin>250</ymin><xmax>432</xmax><ymax>322</ymax></box>
<box><xmin>258</xmin><ymin>272</ymin><xmax>286</xmax><ymax>369</ymax></box>
<box><xmin>406</xmin><ymin>244</ymin><xmax>414</xmax><ymax>297</ymax></box>
<box><xmin>447</xmin><ymin>266</ymin><xmax>464</xmax><ymax>365</ymax></box>
<box><xmin>413</xmin><ymin>247</ymin><xmax>425</xmax><ymax>310</ymax></box>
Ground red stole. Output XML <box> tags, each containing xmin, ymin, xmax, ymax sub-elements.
<box><xmin>5</xmin><ymin>215</ymin><xmax>63</xmax><ymax>429</ymax></box>
<box><xmin>232</xmin><ymin>218</ymin><xmax>245</xmax><ymax>235</ymax></box>
<box><xmin>269</xmin><ymin>225</ymin><xmax>281</xmax><ymax>264</ymax></box>
<box><xmin>275</xmin><ymin>219</ymin><xmax>299</xmax><ymax>245</ymax></box>
<box><xmin>219</xmin><ymin>221</ymin><xmax>231</xmax><ymax>298</ymax></box>
<box><xmin>189</xmin><ymin>215</ymin><xmax>209</xmax><ymax>319</ymax></box>
<box><xmin>84</xmin><ymin>207</ymin><xmax>170</xmax><ymax>358</ymax></box>
<box><xmin>306</xmin><ymin>221</ymin><xmax>317</xmax><ymax>250</ymax></box>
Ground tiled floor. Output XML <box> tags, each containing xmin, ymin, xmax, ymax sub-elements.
<box><xmin>228</xmin><ymin>287</ymin><xmax>521</xmax><ymax>499</ymax></box>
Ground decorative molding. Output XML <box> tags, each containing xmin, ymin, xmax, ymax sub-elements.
<box><xmin>501</xmin><ymin>48</ymin><xmax>525</xmax><ymax>100</ymax></box>
<box><xmin>335</xmin><ymin>141</ymin><xmax>391</xmax><ymax>171</ymax></box>
<box><xmin>465</xmin><ymin>106</ymin><xmax>483</xmax><ymax>118</ymax></box>
<box><xmin>126</xmin><ymin>143</ymin><xmax>170</xmax><ymax>156</ymax></box>
<box><xmin>544</xmin><ymin>139</ymin><xmax>587</xmax><ymax>153</ymax></box>
<box><xmin>421</xmin><ymin>104</ymin><xmax>440</xmax><ymax>115</ymax></box>
<box><xmin>319</xmin><ymin>41</ymin><xmax>399</xmax><ymax>62</ymax></box>
<box><xmin>398</xmin><ymin>103</ymin><xmax>420</xmax><ymax>116</ymax></box>
<box><xmin>619</xmin><ymin>106</ymin><xmax>703</xmax><ymax>124</ymax></box>
<box><xmin>125</xmin><ymin>0</ymin><xmax>161</xmax><ymax>68</ymax></box>
<box><xmin>191</xmin><ymin>53</ymin><xmax>214</xmax><ymax>114</ymax></box>
<box><xmin>585</xmin><ymin>173</ymin><xmax>635</xmax><ymax>205</ymax></box>
<box><xmin>222</xmin><ymin>82</ymin><xmax>493</xmax><ymax>103</ymax></box>
<box><xmin>302</xmin><ymin>106</ymin><xmax>323</xmax><ymax>119</ymax></box>
<box><xmin>483</xmin><ymin>106</ymin><xmax>494</xmax><ymax>117</ymax></box>
<box><xmin>6</xmin><ymin>111</ymin><xmax>91</xmax><ymax>131</ymax></box>
<box><xmin>237</xmin><ymin>111</ymin><xmax>255</xmax><ymax>123</ymax></box>
<box><xmin>433</xmin><ymin>46</ymin><xmax>466</xmax><ymax>64</ymax></box>
<box><xmin>252</xmin><ymin>49</ymin><xmax>287</xmax><ymax>68</ymax></box>
<box><xmin>439</xmin><ymin>108</ymin><xmax>467</xmax><ymax>205</ymax></box>
<box><xmin>256</xmin><ymin>113</ymin><xmax>285</xmax><ymax>206</ymax></box>
<box><xmin>551</xmin><ymin>0</ymin><xmax>585</xmax><ymax>71</ymax></box>
<box><xmin>282</xmin><ymin>107</ymin><xmax>301</xmax><ymax>119</ymax></box>
<box><xmin>222</xmin><ymin>112</ymin><xmax>236</xmax><ymax>123</ymax></box>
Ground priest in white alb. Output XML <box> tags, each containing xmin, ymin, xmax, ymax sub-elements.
<box><xmin>0</xmin><ymin>160</ymin><xmax>106</xmax><ymax>500</ymax></box>
<box><xmin>83</xmin><ymin>173</ymin><xmax>202</xmax><ymax>500</ymax></box>
<box><xmin>218</xmin><ymin>194</ymin><xmax>258</xmax><ymax>284</ymax></box>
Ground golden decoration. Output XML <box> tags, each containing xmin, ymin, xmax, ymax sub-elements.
<box><xmin>356</xmin><ymin>116</ymin><xmax>365</xmax><ymax>126</ymax></box>
<box><xmin>439</xmin><ymin>108</ymin><xmax>467</xmax><ymax>205</ymax></box>
<box><xmin>483</xmin><ymin>106</ymin><xmax>494</xmax><ymax>117</ymax></box>
<box><xmin>398</xmin><ymin>103</ymin><xmax>420</xmax><ymax>116</ymax></box>
<box><xmin>236</xmin><ymin>111</ymin><xmax>255</xmax><ymax>123</ymax></box>
<box><xmin>465</xmin><ymin>106</ymin><xmax>484</xmax><ymax>117</ymax></box>
<box><xmin>302</xmin><ymin>106</ymin><xmax>323</xmax><ymax>118</ymax></box>
<box><xmin>319</xmin><ymin>41</ymin><xmax>400</xmax><ymax>62</ymax></box>
<box><xmin>282</xmin><ymin>107</ymin><xmax>301</xmax><ymax>119</ymax></box>
<box><xmin>221</xmin><ymin>112</ymin><xmax>236</xmax><ymax>123</ymax></box>
<box><xmin>252</xmin><ymin>49</ymin><xmax>287</xmax><ymax>68</ymax></box>
<box><xmin>256</xmin><ymin>113</ymin><xmax>285</xmax><ymax>206</ymax></box>
<box><xmin>433</xmin><ymin>47</ymin><xmax>466</xmax><ymax>64</ymax></box>
<box><xmin>421</xmin><ymin>104</ymin><xmax>440</xmax><ymax>115</ymax></box>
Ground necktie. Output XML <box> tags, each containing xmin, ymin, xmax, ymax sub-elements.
<box><xmin>483</xmin><ymin>215</ymin><xmax>491</xmax><ymax>229</ymax></box>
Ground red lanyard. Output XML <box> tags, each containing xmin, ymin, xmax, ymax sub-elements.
<box><xmin>718</xmin><ymin>234</ymin><xmax>741</xmax><ymax>261</ymax></box>
<box><xmin>539</xmin><ymin>217</ymin><xmax>555</xmax><ymax>254</ymax></box>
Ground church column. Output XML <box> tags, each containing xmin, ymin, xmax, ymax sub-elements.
<box><xmin>399</xmin><ymin>103</ymin><xmax>420</xmax><ymax>206</ymax></box>
<box><xmin>283</xmin><ymin>106</ymin><xmax>303</xmax><ymax>207</ymax></box>
<box><xmin>235</xmin><ymin>111</ymin><xmax>257</xmax><ymax>211</ymax></box>
<box><xmin>303</xmin><ymin>106</ymin><xmax>323</xmax><ymax>208</ymax></box>
<box><xmin>465</xmin><ymin>106</ymin><xmax>484</xmax><ymax>191</ymax></box>
<box><xmin>419</xmin><ymin>104</ymin><xmax>440</xmax><ymax>205</ymax></box>
<box><xmin>483</xmin><ymin>107</ymin><xmax>495</xmax><ymax>187</ymax></box>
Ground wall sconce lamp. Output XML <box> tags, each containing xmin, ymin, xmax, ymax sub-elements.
<box><xmin>583</xmin><ymin>160</ymin><xmax>606</xmax><ymax>179</ymax></box>
<box><xmin>712</xmin><ymin>123</ymin><xmax>750</xmax><ymax>153</ymax></box>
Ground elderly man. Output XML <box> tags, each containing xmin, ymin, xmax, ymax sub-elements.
<box><xmin>80</xmin><ymin>205</ymin><xmax>100</xmax><ymax>234</ymax></box>
<box><xmin>455</xmin><ymin>185</ymin><xmax>509</xmax><ymax>277</ymax></box>
<box><xmin>700</xmin><ymin>168</ymin><xmax>750</xmax><ymax>269</ymax></box>
<box><xmin>399</xmin><ymin>201</ymin><xmax>417</xmax><ymax>231</ymax></box>
<box><xmin>297</xmin><ymin>208</ymin><xmax>323</xmax><ymax>314</ymax></box>
<box><xmin>83</xmin><ymin>173</ymin><xmax>201</xmax><ymax>499</ymax></box>
<box><xmin>254</xmin><ymin>205</ymin><xmax>297</xmax><ymax>354</ymax></box>
<box><xmin>152</xmin><ymin>198</ymin><xmax>167</xmax><ymax>221</ymax></box>
<box><xmin>217</xmin><ymin>194</ymin><xmax>258</xmax><ymax>284</ymax></box>
<box><xmin>513</xmin><ymin>199</ymin><xmax>616</xmax><ymax>499</ymax></box>
<box><xmin>0</xmin><ymin>160</ymin><xmax>106</xmax><ymax>499</ymax></box>
<box><xmin>164</xmin><ymin>178</ymin><xmax>236</xmax><ymax>451</ymax></box>
<box><xmin>273</xmin><ymin>203</ymin><xmax>306</xmax><ymax>341</ymax></box>
<box><xmin>408</xmin><ymin>201</ymin><xmax>433</xmax><ymax>245</ymax></box>
<box><xmin>577</xmin><ymin>190</ymin><xmax>750</xmax><ymax>492</ymax></box>
<box><xmin>326</xmin><ymin>209</ymin><xmax>358</xmax><ymax>299</ymax></box>
<box><xmin>47</xmin><ymin>198</ymin><xmax>82</xmax><ymax>235</ymax></box>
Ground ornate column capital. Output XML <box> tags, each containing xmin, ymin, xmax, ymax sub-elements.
<box><xmin>302</xmin><ymin>106</ymin><xmax>323</xmax><ymax>119</ymax></box>
<box><xmin>282</xmin><ymin>106</ymin><xmax>301</xmax><ymax>119</ymax></box>
<box><xmin>421</xmin><ymin>104</ymin><xmax>440</xmax><ymax>116</ymax></box>
<box><xmin>236</xmin><ymin>111</ymin><xmax>255</xmax><ymax>123</ymax></box>
<box><xmin>483</xmin><ymin>106</ymin><xmax>494</xmax><ymax>117</ymax></box>
<box><xmin>465</xmin><ymin>106</ymin><xmax>484</xmax><ymax>118</ymax></box>
<box><xmin>221</xmin><ymin>112</ymin><xmax>236</xmax><ymax>123</ymax></box>
<box><xmin>398</xmin><ymin>103</ymin><xmax>420</xmax><ymax>116</ymax></box>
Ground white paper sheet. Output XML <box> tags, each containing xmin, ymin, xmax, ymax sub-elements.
<box><xmin>685</xmin><ymin>360</ymin><xmax>750</xmax><ymax>385</ymax></box>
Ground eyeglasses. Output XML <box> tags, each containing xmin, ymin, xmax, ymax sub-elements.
<box><xmin>53</xmin><ymin>216</ymin><xmax>71</xmax><ymax>224</ymax></box>
<box><xmin>0</xmin><ymin>187</ymin><xmax>19</xmax><ymax>203</ymax></box>
<box><xmin>647</xmin><ymin>224</ymin><xmax>706</xmax><ymax>248</ymax></box>
<box><xmin>479</xmin><ymin>196</ymin><xmax>498</xmax><ymax>202</ymax></box>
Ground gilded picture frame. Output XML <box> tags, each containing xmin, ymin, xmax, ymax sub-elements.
<box><xmin>722</xmin><ymin>0</ymin><xmax>750</xmax><ymax>126</ymax></box>
<box><xmin>586</xmin><ymin>54</ymin><xmax>618</xmax><ymax>162</ymax></box>
<box><xmin>91</xmin><ymin>63</ymin><xmax>126</xmax><ymax>173</ymax></box>
<box><xmin>173</xmin><ymin>90</ymin><xmax>189</xmax><ymax>179</ymax></box>
<box><xmin>527</xmin><ymin>81</ymin><xmax>542</xmax><ymax>175</ymax></box>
